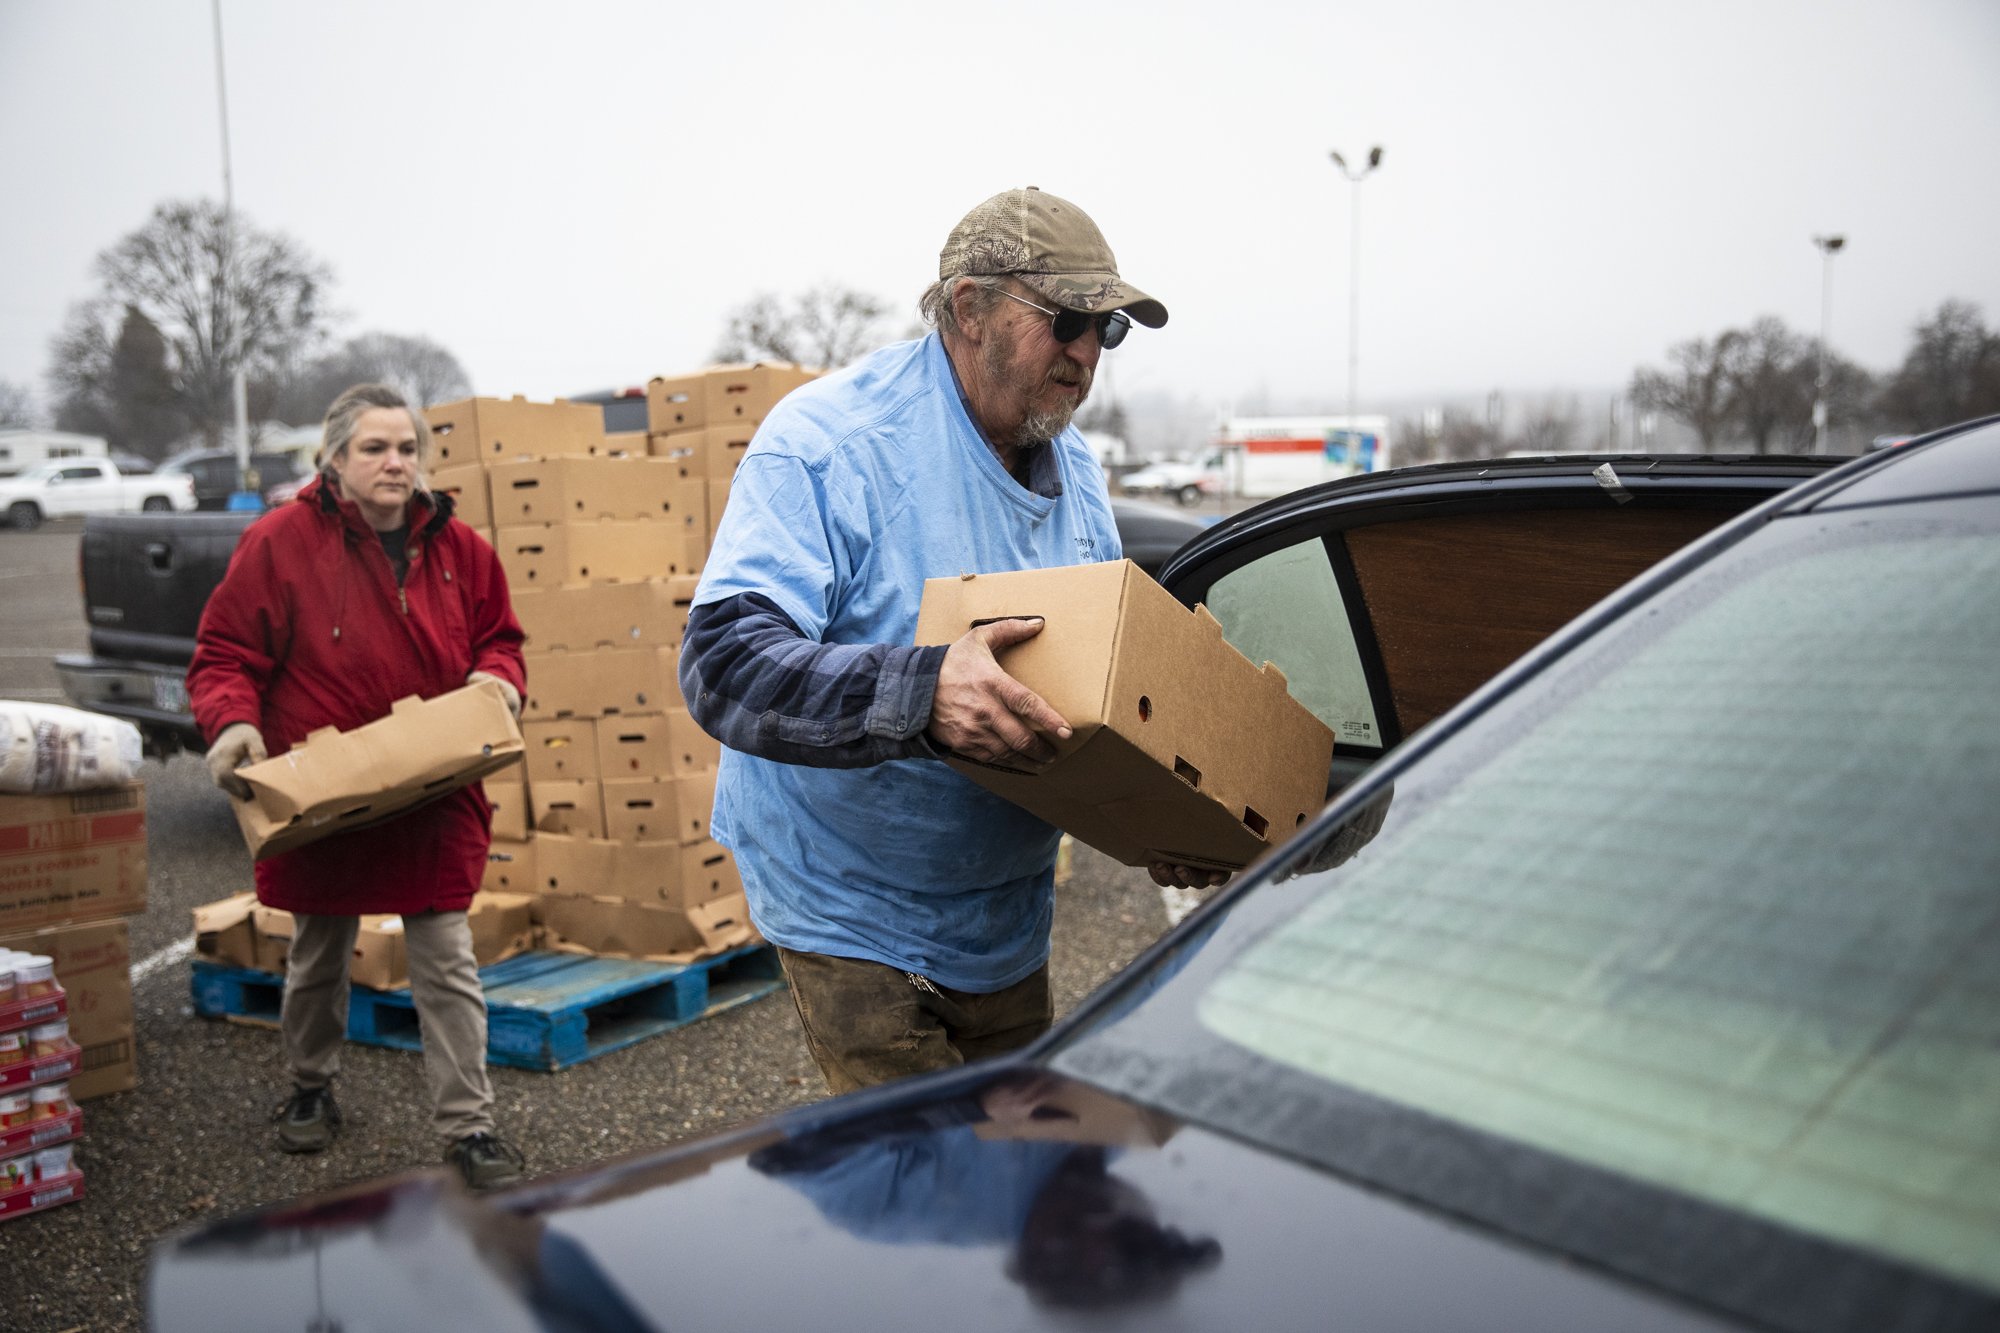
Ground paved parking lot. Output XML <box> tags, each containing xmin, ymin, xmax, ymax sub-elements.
<box><xmin>0</xmin><ymin>527</ymin><xmax>1180</xmax><ymax>1332</ymax></box>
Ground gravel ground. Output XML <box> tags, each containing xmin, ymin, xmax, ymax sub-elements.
<box><xmin>0</xmin><ymin>529</ymin><xmax>1187</xmax><ymax>1332</ymax></box>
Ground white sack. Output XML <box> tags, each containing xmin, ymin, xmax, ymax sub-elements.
<box><xmin>0</xmin><ymin>701</ymin><xmax>144</xmax><ymax>794</ymax></box>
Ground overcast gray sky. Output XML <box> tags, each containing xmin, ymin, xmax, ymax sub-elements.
<box><xmin>3</xmin><ymin>0</ymin><xmax>1997</xmax><ymax>425</ymax></box>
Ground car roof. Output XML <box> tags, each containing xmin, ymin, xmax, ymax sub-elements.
<box><xmin>1798</xmin><ymin>414</ymin><xmax>2000</xmax><ymax>511</ymax></box>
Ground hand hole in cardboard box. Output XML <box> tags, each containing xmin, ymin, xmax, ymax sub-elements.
<box><xmin>1243</xmin><ymin>807</ymin><xmax>1268</xmax><ymax>838</ymax></box>
<box><xmin>1173</xmin><ymin>757</ymin><xmax>1201</xmax><ymax>789</ymax></box>
<box><xmin>1138</xmin><ymin>695</ymin><xmax>1152</xmax><ymax>722</ymax></box>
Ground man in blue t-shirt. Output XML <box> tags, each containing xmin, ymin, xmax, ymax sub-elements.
<box><xmin>680</xmin><ymin>187</ymin><xmax>1224</xmax><ymax>1094</ymax></box>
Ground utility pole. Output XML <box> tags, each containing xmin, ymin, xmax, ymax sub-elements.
<box><xmin>212</xmin><ymin>0</ymin><xmax>253</xmax><ymax>501</ymax></box>
<box><xmin>1329</xmin><ymin>146</ymin><xmax>1383</xmax><ymax>460</ymax></box>
<box><xmin>1811</xmin><ymin>234</ymin><xmax>1845</xmax><ymax>454</ymax></box>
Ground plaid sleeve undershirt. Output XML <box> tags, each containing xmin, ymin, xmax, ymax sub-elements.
<box><xmin>679</xmin><ymin>592</ymin><xmax>951</xmax><ymax>769</ymax></box>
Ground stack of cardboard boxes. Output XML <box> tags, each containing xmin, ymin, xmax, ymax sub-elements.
<box><xmin>0</xmin><ymin>781</ymin><xmax>150</xmax><ymax>1220</ymax></box>
<box><xmin>0</xmin><ymin>787</ymin><xmax>143</xmax><ymax>1103</ymax></box>
<box><xmin>194</xmin><ymin>890</ymin><xmax>539</xmax><ymax>987</ymax></box>
<box><xmin>427</xmin><ymin>376</ymin><xmax>812</xmax><ymax>961</ymax></box>
<box><xmin>641</xmin><ymin>363</ymin><xmax>819</xmax><ymax>559</ymax></box>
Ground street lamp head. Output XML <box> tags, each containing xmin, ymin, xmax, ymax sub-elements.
<box><xmin>1813</xmin><ymin>234</ymin><xmax>1846</xmax><ymax>254</ymax></box>
<box><xmin>1330</xmin><ymin>147</ymin><xmax>1385</xmax><ymax>180</ymax></box>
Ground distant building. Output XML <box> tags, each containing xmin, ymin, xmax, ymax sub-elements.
<box><xmin>1078</xmin><ymin>429</ymin><xmax>1131</xmax><ymax>467</ymax></box>
<box><xmin>0</xmin><ymin>429</ymin><xmax>108</xmax><ymax>476</ymax></box>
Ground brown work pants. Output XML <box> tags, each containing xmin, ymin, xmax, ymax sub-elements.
<box><xmin>777</xmin><ymin>947</ymin><xmax>1053</xmax><ymax>1096</ymax></box>
<box><xmin>281</xmin><ymin>910</ymin><xmax>495</xmax><ymax>1144</ymax></box>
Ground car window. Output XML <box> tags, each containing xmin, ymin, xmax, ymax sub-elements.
<box><xmin>1061</xmin><ymin>499</ymin><xmax>2000</xmax><ymax>1319</ymax></box>
<box><xmin>59</xmin><ymin>466</ymin><xmax>100</xmax><ymax>481</ymax></box>
<box><xmin>1204</xmin><ymin>538</ymin><xmax>1384</xmax><ymax>751</ymax></box>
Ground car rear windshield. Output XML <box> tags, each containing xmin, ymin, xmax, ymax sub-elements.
<box><xmin>1059</xmin><ymin>497</ymin><xmax>2000</xmax><ymax>1324</ymax></box>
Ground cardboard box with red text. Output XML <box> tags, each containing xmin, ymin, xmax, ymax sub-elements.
<box><xmin>0</xmin><ymin>785</ymin><xmax>147</xmax><ymax>935</ymax></box>
<box><xmin>1</xmin><ymin>917</ymin><xmax>135</xmax><ymax>1101</ymax></box>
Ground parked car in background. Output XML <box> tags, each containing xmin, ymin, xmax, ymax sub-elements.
<box><xmin>1105</xmin><ymin>495</ymin><xmax>1207</xmax><ymax>578</ymax></box>
<box><xmin>1119</xmin><ymin>448</ymin><xmax>1227</xmax><ymax>506</ymax></box>
<box><xmin>155</xmin><ymin>448</ymin><xmax>310</xmax><ymax>511</ymax></box>
<box><xmin>0</xmin><ymin>457</ymin><xmax>195</xmax><ymax>529</ymax></box>
<box><xmin>146</xmin><ymin>432</ymin><xmax>1999</xmax><ymax>1333</ymax></box>
<box><xmin>570</xmin><ymin>386</ymin><xmax>652</xmax><ymax>435</ymax></box>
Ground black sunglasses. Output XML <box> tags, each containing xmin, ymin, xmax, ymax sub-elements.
<box><xmin>997</xmin><ymin>289</ymin><xmax>1131</xmax><ymax>350</ymax></box>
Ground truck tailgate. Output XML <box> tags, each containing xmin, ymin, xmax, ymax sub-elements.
<box><xmin>82</xmin><ymin>512</ymin><xmax>260</xmax><ymax>664</ymax></box>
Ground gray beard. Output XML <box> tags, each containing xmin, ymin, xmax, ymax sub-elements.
<box><xmin>981</xmin><ymin>324</ymin><xmax>1091</xmax><ymax>446</ymax></box>
<box><xmin>1013</xmin><ymin>402</ymin><xmax>1080</xmax><ymax>447</ymax></box>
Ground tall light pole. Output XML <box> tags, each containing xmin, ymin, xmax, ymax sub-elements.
<box><xmin>1329</xmin><ymin>146</ymin><xmax>1383</xmax><ymax>464</ymax></box>
<box><xmin>1811</xmin><ymin>233</ymin><xmax>1845</xmax><ymax>454</ymax></box>
<box><xmin>212</xmin><ymin>0</ymin><xmax>253</xmax><ymax>499</ymax></box>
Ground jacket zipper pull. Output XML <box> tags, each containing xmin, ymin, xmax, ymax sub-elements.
<box><xmin>400</xmin><ymin>587</ymin><xmax>409</xmax><ymax>616</ymax></box>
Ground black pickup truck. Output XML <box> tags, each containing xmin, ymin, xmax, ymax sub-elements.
<box><xmin>54</xmin><ymin>511</ymin><xmax>260</xmax><ymax>755</ymax></box>
<box><xmin>52</xmin><ymin>499</ymin><xmax>1209</xmax><ymax>757</ymax></box>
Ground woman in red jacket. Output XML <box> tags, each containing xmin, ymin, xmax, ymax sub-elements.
<box><xmin>188</xmin><ymin>383</ymin><xmax>529</xmax><ymax>1191</ymax></box>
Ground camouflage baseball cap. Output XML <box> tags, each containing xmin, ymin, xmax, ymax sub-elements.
<box><xmin>938</xmin><ymin>186</ymin><xmax>1167</xmax><ymax>328</ymax></box>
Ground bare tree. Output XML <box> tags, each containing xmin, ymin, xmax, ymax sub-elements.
<box><xmin>1510</xmin><ymin>395</ymin><xmax>1581</xmax><ymax>454</ymax></box>
<box><xmin>269</xmin><ymin>332</ymin><xmax>473</xmax><ymax>424</ymax></box>
<box><xmin>1875</xmin><ymin>300</ymin><xmax>2000</xmax><ymax>433</ymax></box>
<box><xmin>53</xmin><ymin>199</ymin><xmax>331</xmax><ymax>450</ymax></box>
<box><xmin>1631</xmin><ymin>333</ymin><xmax>1741</xmax><ymax>450</ymax></box>
<box><xmin>1726</xmin><ymin>317</ymin><xmax>1817</xmax><ymax>454</ymax></box>
<box><xmin>713</xmin><ymin>285</ymin><xmax>891</xmax><ymax>369</ymax></box>
<box><xmin>0</xmin><ymin>381</ymin><xmax>40</xmax><ymax>429</ymax></box>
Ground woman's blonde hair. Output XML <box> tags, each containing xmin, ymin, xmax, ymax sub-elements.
<box><xmin>318</xmin><ymin>383</ymin><xmax>433</xmax><ymax>489</ymax></box>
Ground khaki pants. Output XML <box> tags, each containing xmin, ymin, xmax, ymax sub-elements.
<box><xmin>777</xmin><ymin>947</ymin><xmax>1052</xmax><ymax>1096</ymax></box>
<box><xmin>282</xmin><ymin>910</ymin><xmax>495</xmax><ymax>1144</ymax></box>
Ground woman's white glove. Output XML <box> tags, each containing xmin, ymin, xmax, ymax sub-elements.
<box><xmin>205</xmin><ymin>723</ymin><xmax>267</xmax><ymax>800</ymax></box>
<box><xmin>466</xmin><ymin>670</ymin><xmax>522</xmax><ymax>718</ymax></box>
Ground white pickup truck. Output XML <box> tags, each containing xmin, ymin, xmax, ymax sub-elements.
<box><xmin>0</xmin><ymin>458</ymin><xmax>197</xmax><ymax>530</ymax></box>
<box><xmin>1119</xmin><ymin>449</ymin><xmax>1228</xmax><ymax>506</ymax></box>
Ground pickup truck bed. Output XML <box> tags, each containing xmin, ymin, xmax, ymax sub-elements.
<box><xmin>54</xmin><ymin>511</ymin><xmax>260</xmax><ymax>755</ymax></box>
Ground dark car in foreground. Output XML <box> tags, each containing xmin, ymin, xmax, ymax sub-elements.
<box><xmin>151</xmin><ymin>434</ymin><xmax>2000</xmax><ymax>1331</ymax></box>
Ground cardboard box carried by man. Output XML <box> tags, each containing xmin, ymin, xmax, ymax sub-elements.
<box><xmin>915</xmin><ymin>559</ymin><xmax>1336</xmax><ymax>871</ymax></box>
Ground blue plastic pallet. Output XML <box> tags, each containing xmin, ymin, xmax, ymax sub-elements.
<box><xmin>191</xmin><ymin>944</ymin><xmax>784</xmax><ymax>1071</ymax></box>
